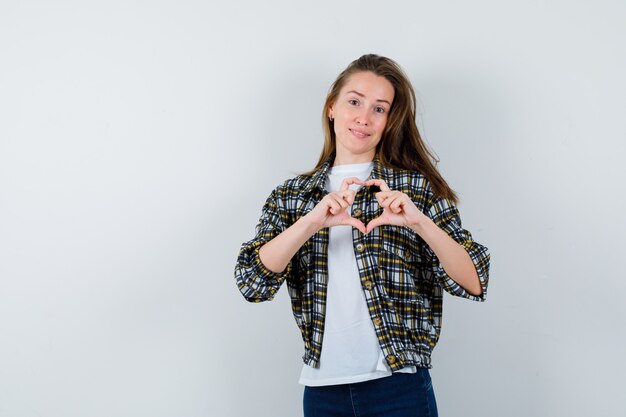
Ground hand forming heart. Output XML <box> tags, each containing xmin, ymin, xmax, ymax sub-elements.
<box><xmin>304</xmin><ymin>177</ymin><xmax>427</xmax><ymax>235</ymax></box>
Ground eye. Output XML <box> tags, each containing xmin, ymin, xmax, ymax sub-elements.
<box><xmin>348</xmin><ymin>99</ymin><xmax>359</xmax><ymax>106</ymax></box>
<box><xmin>375</xmin><ymin>106</ymin><xmax>386</xmax><ymax>114</ymax></box>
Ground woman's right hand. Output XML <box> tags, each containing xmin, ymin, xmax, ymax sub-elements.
<box><xmin>303</xmin><ymin>177</ymin><xmax>367</xmax><ymax>234</ymax></box>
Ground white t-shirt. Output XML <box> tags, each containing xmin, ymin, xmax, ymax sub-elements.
<box><xmin>298</xmin><ymin>161</ymin><xmax>416</xmax><ymax>386</ymax></box>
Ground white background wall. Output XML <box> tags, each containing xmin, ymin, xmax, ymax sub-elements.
<box><xmin>1</xmin><ymin>1</ymin><xmax>624</xmax><ymax>416</ymax></box>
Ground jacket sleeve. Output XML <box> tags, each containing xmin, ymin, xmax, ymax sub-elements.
<box><xmin>421</xmin><ymin>195</ymin><xmax>491</xmax><ymax>302</ymax></box>
<box><xmin>234</xmin><ymin>186</ymin><xmax>293</xmax><ymax>303</ymax></box>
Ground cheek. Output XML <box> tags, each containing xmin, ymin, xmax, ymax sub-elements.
<box><xmin>375</xmin><ymin>117</ymin><xmax>388</xmax><ymax>132</ymax></box>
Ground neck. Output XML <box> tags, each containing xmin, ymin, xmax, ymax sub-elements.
<box><xmin>333</xmin><ymin>151</ymin><xmax>375</xmax><ymax>166</ymax></box>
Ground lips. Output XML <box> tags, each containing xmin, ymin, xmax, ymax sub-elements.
<box><xmin>349</xmin><ymin>128</ymin><xmax>370</xmax><ymax>139</ymax></box>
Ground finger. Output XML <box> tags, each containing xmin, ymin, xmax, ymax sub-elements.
<box><xmin>345</xmin><ymin>218</ymin><xmax>367</xmax><ymax>234</ymax></box>
<box><xmin>377</xmin><ymin>191</ymin><xmax>405</xmax><ymax>208</ymax></box>
<box><xmin>329</xmin><ymin>193</ymin><xmax>350</xmax><ymax>210</ymax></box>
<box><xmin>340</xmin><ymin>177</ymin><xmax>365</xmax><ymax>191</ymax></box>
<box><xmin>365</xmin><ymin>216</ymin><xmax>385</xmax><ymax>233</ymax></box>
<box><xmin>388</xmin><ymin>196</ymin><xmax>405</xmax><ymax>213</ymax></box>
<box><xmin>375</xmin><ymin>191</ymin><xmax>393</xmax><ymax>206</ymax></box>
<box><xmin>324</xmin><ymin>196</ymin><xmax>342</xmax><ymax>215</ymax></box>
<box><xmin>338</xmin><ymin>189</ymin><xmax>356</xmax><ymax>205</ymax></box>
<box><xmin>332</xmin><ymin>195</ymin><xmax>353</xmax><ymax>216</ymax></box>
<box><xmin>364</xmin><ymin>178</ymin><xmax>391</xmax><ymax>191</ymax></box>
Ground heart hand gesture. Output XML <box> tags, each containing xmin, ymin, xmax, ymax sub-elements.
<box><xmin>364</xmin><ymin>178</ymin><xmax>426</xmax><ymax>234</ymax></box>
<box><xmin>304</xmin><ymin>177</ymin><xmax>367</xmax><ymax>234</ymax></box>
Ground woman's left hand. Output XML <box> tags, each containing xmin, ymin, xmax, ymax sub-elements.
<box><xmin>364</xmin><ymin>178</ymin><xmax>429</xmax><ymax>234</ymax></box>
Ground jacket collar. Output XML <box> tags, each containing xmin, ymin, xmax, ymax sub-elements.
<box><xmin>303</xmin><ymin>153</ymin><xmax>395</xmax><ymax>195</ymax></box>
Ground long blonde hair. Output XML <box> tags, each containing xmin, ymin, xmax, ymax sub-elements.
<box><xmin>302</xmin><ymin>54</ymin><xmax>459</xmax><ymax>204</ymax></box>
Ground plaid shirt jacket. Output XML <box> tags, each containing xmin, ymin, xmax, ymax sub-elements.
<box><xmin>234</xmin><ymin>154</ymin><xmax>491</xmax><ymax>371</ymax></box>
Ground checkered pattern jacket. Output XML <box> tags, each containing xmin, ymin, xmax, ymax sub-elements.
<box><xmin>234</xmin><ymin>154</ymin><xmax>491</xmax><ymax>371</ymax></box>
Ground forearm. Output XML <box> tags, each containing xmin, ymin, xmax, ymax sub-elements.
<box><xmin>259</xmin><ymin>214</ymin><xmax>320</xmax><ymax>274</ymax></box>
<box><xmin>409</xmin><ymin>217</ymin><xmax>482</xmax><ymax>296</ymax></box>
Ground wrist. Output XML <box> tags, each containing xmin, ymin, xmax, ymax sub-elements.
<box><xmin>299</xmin><ymin>213</ymin><xmax>323</xmax><ymax>236</ymax></box>
<box><xmin>408</xmin><ymin>214</ymin><xmax>433</xmax><ymax>235</ymax></box>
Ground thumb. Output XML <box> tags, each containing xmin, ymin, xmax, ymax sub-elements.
<box><xmin>346</xmin><ymin>218</ymin><xmax>367</xmax><ymax>234</ymax></box>
<box><xmin>365</xmin><ymin>217</ymin><xmax>384</xmax><ymax>234</ymax></box>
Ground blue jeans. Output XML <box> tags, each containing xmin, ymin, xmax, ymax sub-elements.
<box><xmin>303</xmin><ymin>369</ymin><xmax>438</xmax><ymax>417</ymax></box>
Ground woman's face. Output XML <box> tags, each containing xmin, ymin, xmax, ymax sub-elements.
<box><xmin>328</xmin><ymin>71</ymin><xmax>395</xmax><ymax>164</ymax></box>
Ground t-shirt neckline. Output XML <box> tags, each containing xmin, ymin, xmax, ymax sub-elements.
<box><xmin>329</xmin><ymin>161</ymin><xmax>374</xmax><ymax>174</ymax></box>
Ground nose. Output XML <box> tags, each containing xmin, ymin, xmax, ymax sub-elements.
<box><xmin>355</xmin><ymin>108</ymin><xmax>369</xmax><ymax>126</ymax></box>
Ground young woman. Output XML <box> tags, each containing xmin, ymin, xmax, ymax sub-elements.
<box><xmin>234</xmin><ymin>54</ymin><xmax>491</xmax><ymax>417</ymax></box>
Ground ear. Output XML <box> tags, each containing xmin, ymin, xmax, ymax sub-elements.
<box><xmin>327</xmin><ymin>103</ymin><xmax>335</xmax><ymax>118</ymax></box>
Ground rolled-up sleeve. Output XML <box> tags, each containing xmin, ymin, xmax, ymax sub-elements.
<box><xmin>234</xmin><ymin>187</ymin><xmax>293</xmax><ymax>303</ymax></box>
<box><xmin>421</xmin><ymin>196</ymin><xmax>491</xmax><ymax>302</ymax></box>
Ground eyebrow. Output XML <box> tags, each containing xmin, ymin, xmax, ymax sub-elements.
<box><xmin>346</xmin><ymin>90</ymin><xmax>391</xmax><ymax>106</ymax></box>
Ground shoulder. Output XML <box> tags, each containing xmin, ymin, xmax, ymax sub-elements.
<box><xmin>266</xmin><ymin>172</ymin><xmax>316</xmax><ymax>200</ymax></box>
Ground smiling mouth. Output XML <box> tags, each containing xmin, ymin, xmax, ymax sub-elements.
<box><xmin>349</xmin><ymin>128</ymin><xmax>370</xmax><ymax>139</ymax></box>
